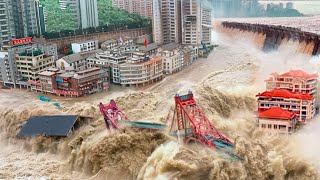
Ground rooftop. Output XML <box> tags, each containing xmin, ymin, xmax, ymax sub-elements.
<box><xmin>258</xmin><ymin>107</ymin><xmax>295</xmax><ymax>120</ymax></box>
<box><xmin>38</xmin><ymin>71</ymin><xmax>56</xmax><ymax>76</ymax></box>
<box><xmin>72</xmin><ymin>39</ymin><xmax>97</xmax><ymax>44</ymax></box>
<box><xmin>137</xmin><ymin>43</ymin><xmax>158</xmax><ymax>52</ymax></box>
<box><xmin>269</xmin><ymin>70</ymin><xmax>318</xmax><ymax>80</ymax></box>
<box><xmin>257</xmin><ymin>89</ymin><xmax>313</xmax><ymax>100</ymax></box>
<box><xmin>61</xmin><ymin>53</ymin><xmax>84</xmax><ymax>64</ymax></box>
<box><xmin>17</xmin><ymin>115</ymin><xmax>80</xmax><ymax>138</ymax></box>
<box><xmin>161</xmin><ymin>42</ymin><xmax>180</xmax><ymax>51</ymax></box>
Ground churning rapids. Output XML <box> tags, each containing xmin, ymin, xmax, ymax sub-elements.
<box><xmin>1</xmin><ymin>26</ymin><xmax>320</xmax><ymax>180</ymax></box>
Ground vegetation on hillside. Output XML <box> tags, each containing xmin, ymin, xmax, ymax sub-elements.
<box><xmin>40</xmin><ymin>0</ymin><xmax>151</xmax><ymax>35</ymax></box>
<box><xmin>41</xmin><ymin>0</ymin><xmax>76</xmax><ymax>32</ymax></box>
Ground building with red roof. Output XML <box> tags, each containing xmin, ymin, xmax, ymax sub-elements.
<box><xmin>258</xmin><ymin>107</ymin><xmax>297</xmax><ymax>134</ymax></box>
<box><xmin>256</xmin><ymin>89</ymin><xmax>315</xmax><ymax>122</ymax></box>
<box><xmin>265</xmin><ymin>70</ymin><xmax>318</xmax><ymax>96</ymax></box>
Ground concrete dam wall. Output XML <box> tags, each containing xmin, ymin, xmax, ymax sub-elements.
<box><xmin>218</xmin><ymin>22</ymin><xmax>320</xmax><ymax>56</ymax></box>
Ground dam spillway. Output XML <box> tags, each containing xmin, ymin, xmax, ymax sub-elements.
<box><xmin>220</xmin><ymin>21</ymin><xmax>320</xmax><ymax>56</ymax></box>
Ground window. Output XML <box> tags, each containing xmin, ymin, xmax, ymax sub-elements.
<box><xmin>261</xmin><ymin>124</ymin><xmax>266</xmax><ymax>128</ymax></box>
<box><xmin>268</xmin><ymin>124</ymin><xmax>272</xmax><ymax>129</ymax></box>
<box><xmin>274</xmin><ymin>125</ymin><xmax>277</xmax><ymax>129</ymax></box>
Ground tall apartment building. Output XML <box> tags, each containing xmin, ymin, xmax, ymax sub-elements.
<box><xmin>59</xmin><ymin>0</ymin><xmax>98</xmax><ymax>29</ymax></box>
<box><xmin>112</xmin><ymin>0</ymin><xmax>153</xmax><ymax>19</ymax></box>
<box><xmin>79</xmin><ymin>0</ymin><xmax>99</xmax><ymax>29</ymax></box>
<box><xmin>0</xmin><ymin>0</ymin><xmax>15</xmax><ymax>46</ymax></box>
<box><xmin>153</xmin><ymin>0</ymin><xmax>182</xmax><ymax>45</ymax></box>
<box><xmin>181</xmin><ymin>0</ymin><xmax>212</xmax><ymax>45</ymax></box>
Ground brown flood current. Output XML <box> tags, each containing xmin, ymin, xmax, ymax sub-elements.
<box><xmin>1</xmin><ymin>24</ymin><xmax>320</xmax><ymax>179</ymax></box>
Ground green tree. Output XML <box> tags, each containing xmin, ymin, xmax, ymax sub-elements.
<box><xmin>41</xmin><ymin>0</ymin><xmax>76</xmax><ymax>32</ymax></box>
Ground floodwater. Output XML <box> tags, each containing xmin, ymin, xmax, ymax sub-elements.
<box><xmin>1</xmin><ymin>25</ymin><xmax>320</xmax><ymax>179</ymax></box>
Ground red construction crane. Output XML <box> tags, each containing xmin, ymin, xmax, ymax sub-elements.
<box><xmin>168</xmin><ymin>91</ymin><xmax>240</xmax><ymax>159</ymax></box>
<box><xmin>99</xmin><ymin>100</ymin><xmax>128</xmax><ymax>129</ymax></box>
<box><xmin>99</xmin><ymin>100</ymin><xmax>166</xmax><ymax>130</ymax></box>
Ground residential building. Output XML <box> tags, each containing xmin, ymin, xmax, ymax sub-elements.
<box><xmin>30</xmin><ymin>68</ymin><xmax>59</xmax><ymax>92</ymax></box>
<box><xmin>179</xmin><ymin>46</ymin><xmax>192</xmax><ymax>67</ymax></box>
<box><xmin>0</xmin><ymin>42</ymin><xmax>57</xmax><ymax>88</ymax></box>
<box><xmin>154</xmin><ymin>0</ymin><xmax>181</xmax><ymax>44</ymax></box>
<box><xmin>72</xmin><ymin>40</ymin><xmax>98</xmax><ymax>53</ymax></box>
<box><xmin>56</xmin><ymin>53</ymin><xmax>86</xmax><ymax>71</ymax></box>
<box><xmin>119</xmin><ymin>53</ymin><xmax>163</xmax><ymax>87</ymax></box>
<box><xmin>0</xmin><ymin>0</ymin><xmax>15</xmax><ymax>46</ymax></box>
<box><xmin>58</xmin><ymin>0</ymin><xmax>81</xmax><ymax>28</ymax></box>
<box><xmin>159</xmin><ymin>42</ymin><xmax>182</xmax><ymax>74</ymax></box>
<box><xmin>79</xmin><ymin>0</ymin><xmax>99</xmax><ymax>29</ymax></box>
<box><xmin>87</xmin><ymin>50</ymin><xmax>127</xmax><ymax>84</ymax></box>
<box><xmin>152</xmin><ymin>0</ymin><xmax>163</xmax><ymax>45</ymax></box>
<box><xmin>88</xmin><ymin>49</ymin><xmax>163</xmax><ymax>87</ymax></box>
<box><xmin>181</xmin><ymin>0</ymin><xmax>212</xmax><ymax>45</ymax></box>
<box><xmin>16</xmin><ymin>48</ymin><xmax>55</xmax><ymax>82</ymax></box>
<box><xmin>256</xmin><ymin>89</ymin><xmax>316</xmax><ymax>122</ymax></box>
<box><xmin>101</xmin><ymin>36</ymin><xmax>134</xmax><ymax>50</ymax></box>
<box><xmin>112</xmin><ymin>0</ymin><xmax>153</xmax><ymax>19</ymax></box>
<box><xmin>136</xmin><ymin>43</ymin><xmax>159</xmax><ymax>56</ymax></box>
<box><xmin>29</xmin><ymin>67</ymin><xmax>109</xmax><ymax>96</ymax></box>
<box><xmin>258</xmin><ymin>107</ymin><xmax>297</xmax><ymax>134</ymax></box>
<box><xmin>265</xmin><ymin>70</ymin><xmax>318</xmax><ymax>96</ymax></box>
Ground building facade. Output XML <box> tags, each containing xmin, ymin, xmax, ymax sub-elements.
<box><xmin>79</xmin><ymin>0</ymin><xmax>99</xmax><ymax>29</ymax></box>
<box><xmin>265</xmin><ymin>70</ymin><xmax>318</xmax><ymax>96</ymax></box>
<box><xmin>256</xmin><ymin>89</ymin><xmax>316</xmax><ymax>122</ymax></box>
<box><xmin>0</xmin><ymin>0</ymin><xmax>15</xmax><ymax>46</ymax></box>
<box><xmin>112</xmin><ymin>0</ymin><xmax>153</xmax><ymax>19</ymax></box>
<box><xmin>258</xmin><ymin>107</ymin><xmax>297</xmax><ymax>134</ymax></box>
<box><xmin>16</xmin><ymin>49</ymin><xmax>55</xmax><ymax>82</ymax></box>
<box><xmin>0</xmin><ymin>43</ymin><xmax>57</xmax><ymax>88</ymax></box>
<box><xmin>72</xmin><ymin>40</ymin><xmax>98</xmax><ymax>53</ymax></box>
<box><xmin>119</xmin><ymin>54</ymin><xmax>163</xmax><ymax>87</ymax></box>
<box><xmin>160</xmin><ymin>42</ymin><xmax>182</xmax><ymax>74</ymax></box>
<box><xmin>181</xmin><ymin>0</ymin><xmax>212</xmax><ymax>45</ymax></box>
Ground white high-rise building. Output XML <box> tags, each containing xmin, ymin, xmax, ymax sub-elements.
<box><xmin>79</xmin><ymin>0</ymin><xmax>99</xmax><ymax>29</ymax></box>
<box><xmin>152</xmin><ymin>0</ymin><xmax>181</xmax><ymax>45</ymax></box>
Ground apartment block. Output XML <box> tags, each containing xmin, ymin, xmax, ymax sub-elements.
<box><xmin>16</xmin><ymin>49</ymin><xmax>55</xmax><ymax>82</ymax></box>
<box><xmin>119</xmin><ymin>53</ymin><xmax>163</xmax><ymax>87</ymax></box>
<box><xmin>79</xmin><ymin>0</ymin><xmax>99</xmax><ymax>29</ymax></box>
<box><xmin>112</xmin><ymin>0</ymin><xmax>153</xmax><ymax>19</ymax></box>
<box><xmin>0</xmin><ymin>0</ymin><xmax>15</xmax><ymax>46</ymax></box>
<box><xmin>160</xmin><ymin>42</ymin><xmax>182</xmax><ymax>74</ymax></box>
<box><xmin>257</xmin><ymin>89</ymin><xmax>316</xmax><ymax>122</ymax></box>
<box><xmin>72</xmin><ymin>40</ymin><xmax>98</xmax><ymax>53</ymax></box>
<box><xmin>0</xmin><ymin>42</ymin><xmax>57</xmax><ymax>88</ymax></box>
<box><xmin>56</xmin><ymin>51</ymin><xmax>95</xmax><ymax>71</ymax></box>
<box><xmin>258</xmin><ymin>107</ymin><xmax>297</xmax><ymax>134</ymax></box>
<box><xmin>265</xmin><ymin>70</ymin><xmax>318</xmax><ymax>96</ymax></box>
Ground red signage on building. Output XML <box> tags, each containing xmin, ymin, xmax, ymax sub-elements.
<box><xmin>54</xmin><ymin>89</ymin><xmax>79</xmax><ymax>96</ymax></box>
<box><xmin>11</xmin><ymin>37</ymin><xmax>33</xmax><ymax>46</ymax></box>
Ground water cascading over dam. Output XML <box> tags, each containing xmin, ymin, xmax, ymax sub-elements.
<box><xmin>216</xmin><ymin>22</ymin><xmax>320</xmax><ymax>56</ymax></box>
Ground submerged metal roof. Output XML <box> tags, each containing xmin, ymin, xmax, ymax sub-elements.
<box><xmin>17</xmin><ymin>115</ymin><xmax>79</xmax><ymax>138</ymax></box>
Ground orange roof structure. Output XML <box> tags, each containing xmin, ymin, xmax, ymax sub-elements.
<box><xmin>266</xmin><ymin>70</ymin><xmax>318</xmax><ymax>81</ymax></box>
<box><xmin>258</xmin><ymin>107</ymin><xmax>295</xmax><ymax>120</ymax></box>
<box><xmin>256</xmin><ymin>89</ymin><xmax>313</xmax><ymax>100</ymax></box>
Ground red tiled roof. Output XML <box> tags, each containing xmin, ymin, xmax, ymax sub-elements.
<box><xmin>258</xmin><ymin>107</ymin><xmax>295</xmax><ymax>120</ymax></box>
<box><xmin>256</xmin><ymin>89</ymin><xmax>313</xmax><ymax>100</ymax></box>
<box><xmin>279</xmin><ymin>70</ymin><xmax>317</xmax><ymax>80</ymax></box>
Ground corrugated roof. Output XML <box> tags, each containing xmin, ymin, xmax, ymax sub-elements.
<box><xmin>258</xmin><ymin>107</ymin><xmax>295</xmax><ymax>120</ymax></box>
<box><xmin>17</xmin><ymin>115</ymin><xmax>79</xmax><ymax>138</ymax></box>
<box><xmin>256</xmin><ymin>89</ymin><xmax>313</xmax><ymax>100</ymax></box>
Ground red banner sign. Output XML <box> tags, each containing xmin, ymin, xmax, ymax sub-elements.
<box><xmin>12</xmin><ymin>37</ymin><xmax>32</xmax><ymax>46</ymax></box>
<box><xmin>53</xmin><ymin>89</ymin><xmax>79</xmax><ymax>96</ymax></box>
